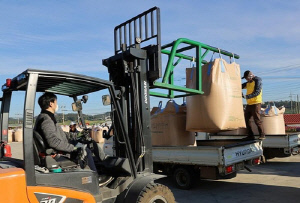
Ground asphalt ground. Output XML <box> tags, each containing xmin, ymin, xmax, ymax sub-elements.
<box><xmin>9</xmin><ymin>142</ymin><xmax>300</xmax><ymax>203</ymax></box>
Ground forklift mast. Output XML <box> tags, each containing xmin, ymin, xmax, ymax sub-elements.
<box><xmin>103</xmin><ymin>7</ymin><xmax>161</xmax><ymax>173</ymax></box>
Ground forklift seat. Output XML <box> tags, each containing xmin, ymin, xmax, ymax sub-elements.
<box><xmin>33</xmin><ymin>130</ymin><xmax>77</xmax><ymax>169</ymax></box>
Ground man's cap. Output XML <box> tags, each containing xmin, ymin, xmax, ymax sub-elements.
<box><xmin>242</xmin><ymin>70</ymin><xmax>253</xmax><ymax>79</ymax></box>
<box><xmin>69</xmin><ymin>121</ymin><xmax>76</xmax><ymax>126</ymax></box>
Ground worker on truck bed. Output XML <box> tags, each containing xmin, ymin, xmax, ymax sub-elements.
<box><xmin>242</xmin><ymin>70</ymin><xmax>266</xmax><ymax>140</ymax></box>
<box><xmin>34</xmin><ymin>92</ymin><xmax>97</xmax><ymax>171</ymax></box>
<box><xmin>68</xmin><ymin>121</ymin><xmax>79</xmax><ymax>141</ymax></box>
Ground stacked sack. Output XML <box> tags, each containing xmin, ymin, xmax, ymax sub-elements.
<box><xmin>14</xmin><ymin>128</ymin><xmax>23</xmax><ymax>142</ymax></box>
<box><xmin>217</xmin><ymin>104</ymin><xmax>286</xmax><ymax>135</ymax></box>
<box><xmin>91</xmin><ymin>125</ymin><xmax>109</xmax><ymax>143</ymax></box>
<box><xmin>250</xmin><ymin>104</ymin><xmax>286</xmax><ymax>135</ymax></box>
<box><xmin>151</xmin><ymin>100</ymin><xmax>195</xmax><ymax>146</ymax></box>
<box><xmin>186</xmin><ymin>58</ymin><xmax>246</xmax><ymax>132</ymax></box>
<box><xmin>61</xmin><ymin>125</ymin><xmax>70</xmax><ymax>132</ymax></box>
<box><xmin>8</xmin><ymin>129</ymin><xmax>13</xmax><ymax>143</ymax></box>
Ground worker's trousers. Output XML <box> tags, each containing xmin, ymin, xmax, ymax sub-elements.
<box><xmin>244</xmin><ymin>103</ymin><xmax>265</xmax><ymax>137</ymax></box>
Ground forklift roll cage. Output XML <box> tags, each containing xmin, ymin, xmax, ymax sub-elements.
<box><xmin>0</xmin><ymin>69</ymin><xmax>138</xmax><ymax>186</ymax></box>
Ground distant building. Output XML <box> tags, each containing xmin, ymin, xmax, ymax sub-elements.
<box><xmin>284</xmin><ymin>114</ymin><xmax>300</xmax><ymax>132</ymax></box>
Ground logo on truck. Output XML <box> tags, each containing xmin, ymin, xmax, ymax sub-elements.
<box><xmin>235</xmin><ymin>147</ymin><xmax>255</xmax><ymax>157</ymax></box>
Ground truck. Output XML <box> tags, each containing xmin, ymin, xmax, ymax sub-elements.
<box><xmin>209</xmin><ymin>133</ymin><xmax>300</xmax><ymax>159</ymax></box>
<box><xmin>0</xmin><ymin>7</ymin><xmax>176</xmax><ymax>203</ymax></box>
<box><xmin>104</xmin><ymin>135</ymin><xmax>263</xmax><ymax>190</ymax></box>
<box><xmin>103</xmin><ymin>25</ymin><xmax>264</xmax><ymax>190</ymax></box>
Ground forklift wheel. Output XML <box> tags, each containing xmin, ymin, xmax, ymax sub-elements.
<box><xmin>137</xmin><ymin>183</ymin><xmax>175</xmax><ymax>203</ymax></box>
<box><xmin>173</xmin><ymin>167</ymin><xmax>195</xmax><ymax>190</ymax></box>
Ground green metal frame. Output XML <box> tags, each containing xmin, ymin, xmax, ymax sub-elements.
<box><xmin>150</xmin><ymin>38</ymin><xmax>240</xmax><ymax>98</ymax></box>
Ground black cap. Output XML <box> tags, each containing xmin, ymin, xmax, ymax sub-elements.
<box><xmin>242</xmin><ymin>70</ymin><xmax>253</xmax><ymax>79</ymax></box>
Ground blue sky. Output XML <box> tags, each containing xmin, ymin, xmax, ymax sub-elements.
<box><xmin>1</xmin><ymin>1</ymin><xmax>300</xmax><ymax>117</ymax></box>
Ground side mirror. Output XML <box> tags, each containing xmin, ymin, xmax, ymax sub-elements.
<box><xmin>72</xmin><ymin>100</ymin><xmax>82</xmax><ymax>111</ymax></box>
<box><xmin>82</xmin><ymin>95</ymin><xmax>88</xmax><ymax>103</ymax></box>
<box><xmin>102</xmin><ymin>95</ymin><xmax>111</xmax><ymax>106</ymax></box>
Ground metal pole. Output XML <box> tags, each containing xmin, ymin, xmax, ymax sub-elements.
<box><xmin>290</xmin><ymin>92</ymin><xmax>293</xmax><ymax>113</ymax></box>
<box><xmin>297</xmin><ymin>94</ymin><xmax>299</xmax><ymax>113</ymax></box>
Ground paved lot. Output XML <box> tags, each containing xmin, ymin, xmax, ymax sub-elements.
<box><xmin>9</xmin><ymin>142</ymin><xmax>300</xmax><ymax>203</ymax></box>
<box><xmin>157</xmin><ymin>155</ymin><xmax>300</xmax><ymax>203</ymax></box>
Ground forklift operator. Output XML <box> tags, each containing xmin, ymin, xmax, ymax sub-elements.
<box><xmin>34</xmin><ymin>92</ymin><xmax>97</xmax><ymax>171</ymax></box>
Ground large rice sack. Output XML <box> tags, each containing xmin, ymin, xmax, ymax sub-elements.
<box><xmin>151</xmin><ymin>100</ymin><xmax>195</xmax><ymax>146</ymax></box>
<box><xmin>93</xmin><ymin>127</ymin><xmax>105</xmax><ymax>143</ymax></box>
<box><xmin>8</xmin><ymin>130</ymin><xmax>13</xmax><ymax>143</ymax></box>
<box><xmin>14</xmin><ymin>128</ymin><xmax>23</xmax><ymax>142</ymax></box>
<box><xmin>61</xmin><ymin>125</ymin><xmax>69</xmax><ymax>132</ymax></box>
<box><xmin>186</xmin><ymin>58</ymin><xmax>245</xmax><ymax>132</ymax></box>
<box><xmin>251</xmin><ymin>105</ymin><xmax>285</xmax><ymax>135</ymax></box>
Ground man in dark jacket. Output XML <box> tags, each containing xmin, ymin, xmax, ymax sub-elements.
<box><xmin>68</xmin><ymin>121</ymin><xmax>79</xmax><ymax>141</ymax></box>
<box><xmin>242</xmin><ymin>70</ymin><xmax>265</xmax><ymax>140</ymax></box>
<box><xmin>34</xmin><ymin>92</ymin><xmax>97</xmax><ymax>171</ymax></box>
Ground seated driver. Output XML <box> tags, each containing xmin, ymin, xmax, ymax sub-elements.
<box><xmin>34</xmin><ymin>92</ymin><xmax>97</xmax><ymax>171</ymax></box>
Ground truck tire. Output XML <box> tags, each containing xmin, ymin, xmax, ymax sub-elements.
<box><xmin>137</xmin><ymin>183</ymin><xmax>175</xmax><ymax>203</ymax></box>
<box><xmin>173</xmin><ymin>167</ymin><xmax>195</xmax><ymax>190</ymax></box>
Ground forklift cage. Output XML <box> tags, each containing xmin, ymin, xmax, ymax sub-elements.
<box><xmin>113</xmin><ymin>7</ymin><xmax>240</xmax><ymax>99</ymax></box>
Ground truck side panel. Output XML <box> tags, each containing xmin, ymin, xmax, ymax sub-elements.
<box><xmin>0</xmin><ymin>168</ymin><xmax>30</xmax><ymax>203</ymax></box>
<box><xmin>153</xmin><ymin>146</ymin><xmax>223</xmax><ymax>166</ymax></box>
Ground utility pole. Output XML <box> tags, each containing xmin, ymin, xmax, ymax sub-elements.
<box><xmin>15</xmin><ymin>113</ymin><xmax>22</xmax><ymax>124</ymax></box>
<box><xmin>290</xmin><ymin>92</ymin><xmax>293</xmax><ymax>113</ymax></box>
<box><xmin>297</xmin><ymin>94</ymin><xmax>299</xmax><ymax>114</ymax></box>
<box><xmin>60</xmin><ymin>105</ymin><xmax>66</xmax><ymax>125</ymax></box>
<box><xmin>290</xmin><ymin>92</ymin><xmax>297</xmax><ymax>113</ymax></box>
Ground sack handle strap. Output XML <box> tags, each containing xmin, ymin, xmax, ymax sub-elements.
<box><xmin>207</xmin><ymin>52</ymin><xmax>215</xmax><ymax>76</ymax></box>
<box><xmin>166</xmin><ymin>100</ymin><xmax>179</xmax><ymax>113</ymax></box>
<box><xmin>218</xmin><ymin>48</ymin><xmax>226</xmax><ymax>73</ymax></box>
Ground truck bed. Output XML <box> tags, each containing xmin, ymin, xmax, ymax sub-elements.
<box><xmin>152</xmin><ymin>139</ymin><xmax>263</xmax><ymax>166</ymax></box>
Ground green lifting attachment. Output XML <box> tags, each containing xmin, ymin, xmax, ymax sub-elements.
<box><xmin>149</xmin><ymin>38</ymin><xmax>240</xmax><ymax>98</ymax></box>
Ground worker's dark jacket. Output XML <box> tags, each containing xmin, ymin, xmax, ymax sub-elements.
<box><xmin>68</xmin><ymin>130</ymin><xmax>79</xmax><ymax>141</ymax></box>
<box><xmin>34</xmin><ymin>110</ymin><xmax>74</xmax><ymax>153</ymax></box>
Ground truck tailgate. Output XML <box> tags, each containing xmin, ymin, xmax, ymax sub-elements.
<box><xmin>223</xmin><ymin>141</ymin><xmax>263</xmax><ymax>166</ymax></box>
<box><xmin>288</xmin><ymin>134</ymin><xmax>300</xmax><ymax>148</ymax></box>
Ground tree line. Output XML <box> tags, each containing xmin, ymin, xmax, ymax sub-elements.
<box><xmin>8</xmin><ymin>100</ymin><xmax>300</xmax><ymax>124</ymax></box>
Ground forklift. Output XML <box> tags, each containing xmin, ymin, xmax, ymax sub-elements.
<box><xmin>0</xmin><ymin>7</ymin><xmax>175</xmax><ymax>203</ymax></box>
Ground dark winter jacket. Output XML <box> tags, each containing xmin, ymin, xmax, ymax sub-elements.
<box><xmin>34</xmin><ymin>110</ymin><xmax>75</xmax><ymax>153</ymax></box>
